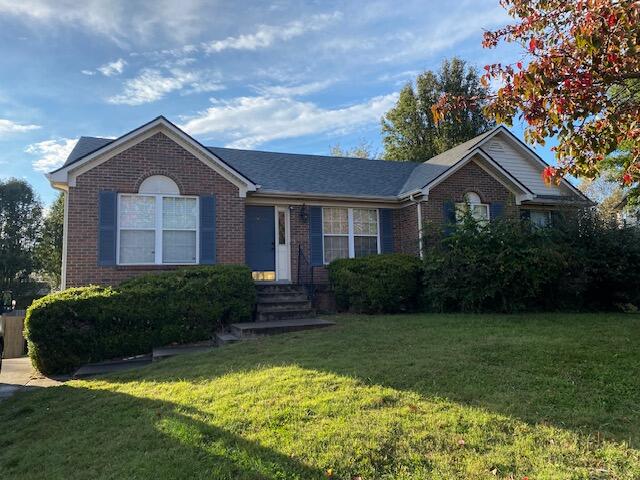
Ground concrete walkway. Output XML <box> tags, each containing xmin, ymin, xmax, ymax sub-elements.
<box><xmin>0</xmin><ymin>357</ymin><xmax>68</xmax><ymax>400</ymax></box>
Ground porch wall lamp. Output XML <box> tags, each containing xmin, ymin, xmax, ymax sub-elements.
<box><xmin>299</xmin><ymin>203</ymin><xmax>309</xmax><ymax>223</ymax></box>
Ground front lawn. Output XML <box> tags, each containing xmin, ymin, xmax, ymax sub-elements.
<box><xmin>1</xmin><ymin>313</ymin><xmax>639</xmax><ymax>479</ymax></box>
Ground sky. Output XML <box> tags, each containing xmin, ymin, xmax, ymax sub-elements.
<box><xmin>0</xmin><ymin>0</ymin><xmax>536</xmax><ymax>205</ymax></box>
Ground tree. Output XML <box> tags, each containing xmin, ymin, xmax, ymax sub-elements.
<box><xmin>382</xmin><ymin>57</ymin><xmax>494</xmax><ymax>161</ymax></box>
<box><xmin>0</xmin><ymin>179</ymin><xmax>43</xmax><ymax>293</ymax></box>
<box><xmin>433</xmin><ymin>0</ymin><xmax>640</xmax><ymax>192</ymax></box>
<box><xmin>330</xmin><ymin>139</ymin><xmax>377</xmax><ymax>159</ymax></box>
<box><xmin>36</xmin><ymin>192</ymin><xmax>64</xmax><ymax>289</ymax></box>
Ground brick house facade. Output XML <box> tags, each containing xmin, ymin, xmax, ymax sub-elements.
<box><xmin>48</xmin><ymin>117</ymin><xmax>590</xmax><ymax>289</ymax></box>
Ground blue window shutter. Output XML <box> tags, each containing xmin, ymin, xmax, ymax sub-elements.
<box><xmin>379</xmin><ymin>209</ymin><xmax>394</xmax><ymax>253</ymax></box>
<box><xmin>98</xmin><ymin>191</ymin><xmax>117</xmax><ymax>266</ymax></box>
<box><xmin>199</xmin><ymin>196</ymin><xmax>216</xmax><ymax>264</ymax></box>
<box><xmin>309</xmin><ymin>206</ymin><xmax>323</xmax><ymax>266</ymax></box>
<box><xmin>443</xmin><ymin>201</ymin><xmax>456</xmax><ymax>235</ymax></box>
<box><xmin>490</xmin><ymin>202</ymin><xmax>505</xmax><ymax>221</ymax></box>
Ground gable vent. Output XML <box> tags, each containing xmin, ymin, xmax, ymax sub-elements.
<box><xmin>488</xmin><ymin>140</ymin><xmax>504</xmax><ymax>151</ymax></box>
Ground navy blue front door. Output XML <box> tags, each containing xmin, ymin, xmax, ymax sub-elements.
<box><xmin>245</xmin><ymin>206</ymin><xmax>275</xmax><ymax>271</ymax></box>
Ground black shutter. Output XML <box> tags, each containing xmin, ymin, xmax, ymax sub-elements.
<box><xmin>520</xmin><ymin>209</ymin><xmax>531</xmax><ymax>221</ymax></box>
<box><xmin>309</xmin><ymin>206</ymin><xmax>323</xmax><ymax>266</ymax></box>
<box><xmin>443</xmin><ymin>201</ymin><xmax>456</xmax><ymax>235</ymax></box>
<box><xmin>98</xmin><ymin>191</ymin><xmax>117</xmax><ymax>266</ymax></box>
<box><xmin>379</xmin><ymin>209</ymin><xmax>394</xmax><ymax>253</ymax></box>
<box><xmin>490</xmin><ymin>202</ymin><xmax>505</xmax><ymax>221</ymax></box>
<box><xmin>199</xmin><ymin>196</ymin><xmax>216</xmax><ymax>264</ymax></box>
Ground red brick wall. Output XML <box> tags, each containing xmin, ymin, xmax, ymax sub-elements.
<box><xmin>393</xmin><ymin>203</ymin><xmax>419</xmax><ymax>255</ymax></box>
<box><xmin>65</xmin><ymin>132</ymin><xmax>245</xmax><ymax>287</ymax></box>
<box><xmin>289</xmin><ymin>205</ymin><xmax>329</xmax><ymax>284</ymax></box>
<box><xmin>421</xmin><ymin>159</ymin><xmax>518</xmax><ymax>230</ymax></box>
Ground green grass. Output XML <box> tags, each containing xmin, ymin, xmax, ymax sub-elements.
<box><xmin>1</xmin><ymin>313</ymin><xmax>640</xmax><ymax>479</ymax></box>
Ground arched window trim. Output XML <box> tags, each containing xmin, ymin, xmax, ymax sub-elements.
<box><xmin>138</xmin><ymin>175</ymin><xmax>180</xmax><ymax>195</ymax></box>
<box><xmin>456</xmin><ymin>191</ymin><xmax>490</xmax><ymax>224</ymax></box>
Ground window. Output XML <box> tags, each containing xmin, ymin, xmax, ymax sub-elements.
<box><xmin>117</xmin><ymin>176</ymin><xmax>198</xmax><ymax>265</ymax></box>
<box><xmin>322</xmin><ymin>207</ymin><xmax>379</xmax><ymax>263</ymax></box>
<box><xmin>456</xmin><ymin>192</ymin><xmax>489</xmax><ymax>225</ymax></box>
<box><xmin>529</xmin><ymin>210</ymin><xmax>552</xmax><ymax>228</ymax></box>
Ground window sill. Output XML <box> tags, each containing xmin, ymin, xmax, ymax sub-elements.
<box><xmin>112</xmin><ymin>264</ymin><xmax>197</xmax><ymax>271</ymax></box>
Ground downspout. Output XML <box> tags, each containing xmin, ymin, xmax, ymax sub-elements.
<box><xmin>409</xmin><ymin>194</ymin><xmax>424</xmax><ymax>259</ymax></box>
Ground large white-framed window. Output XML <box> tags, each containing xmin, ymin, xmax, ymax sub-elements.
<box><xmin>322</xmin><ymin>207</ymin><xmax>380</xmax><ymax>264</ymax></box>
<box><xmin>117</xmin><ymin>189</ymin><xmax>199</xmax><ymax>265</ymax></box>
<box><xmin>455</xmin><ymin>192</ymin><xmax>490</xmax><ymax>225</ymax></box>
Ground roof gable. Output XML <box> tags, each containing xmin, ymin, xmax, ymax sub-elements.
<box><xmin>47</xmin><ymin>116</ymin><xmax>257</xmax><ymax>196</ymax></box>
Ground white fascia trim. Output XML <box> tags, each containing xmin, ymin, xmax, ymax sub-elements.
<box><xmin>250</xmin><ymin>189</ymin><xmax>399</xmax><ymax>202</ymax></box>
<box><xmin>48</xmin><ymin>118</ymin><xmax>257</xmax><ymax>197</ymax></box>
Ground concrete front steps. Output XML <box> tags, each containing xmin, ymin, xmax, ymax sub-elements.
<box><xmin>216</xmin><ymin>284</ymin><xmax>333</xmax><ymax>344</ymax></box>
<box><xmin>255</xmin><ymin>284</ymin><xmax>315</xmax><ymax>322</ymax></box>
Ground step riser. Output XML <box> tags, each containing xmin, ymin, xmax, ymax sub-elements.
<box><xmin>257</xmin><ymin>294</ymin><xmax>309</xmax><ymax>303</ymax></box>
<box><xmin>256</xmin><ymin>286</ymin><xmax>306</xmax><ymax>295</ymax></box>
<box><xmin>257</xmin><ymin>301</ymin><xmax>312</xmax><ymax>312</ymax></box>
<box><xmin>231</xmin><ymin>323</ymin><xmax>332</xmax><ymax>338</ymax></box>
<box><xmin>257</xmin><ymin>310</ymin><xmax>314</xmax><ymax>322</ymax></box>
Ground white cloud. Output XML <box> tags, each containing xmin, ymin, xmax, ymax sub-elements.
<box><xmin>180</xmin><ymin>93</ymin><xmax>398</xmax><ymax>149</ymax></box>
<box><xmin>26</xmin><ymin>138</ymin><xmax>77</xmax><ymax>172</ymax></box>
<box><xmin>0</xmin><ymin>118</ymin><xmax>40</xmax><ymax>137</ymax></box>
<box><xmin>108</xmin><ymin>69</ymin><xmax>201</xmax><ymax>105</ymax></box>
<box><xmin>97</xmin><ymin>58</ymin><xmax>127</xmax><ymax>76</ymax></box>
<box><xmin>0</xmin><ymin>0</ymin><xmax>212</xmax><ymax>46</ymax></box>
<box><xmin>81</xmin><ymin>69</ymin><xmax>96</xmax><ymax>76</ymax></box>
<box><xmin>254</xmin><ymin>80</ymin><xmax>335</xmax><ymax>97</ymax></box>
<box><xmin>202</xmin><ymin>12</ymin><xmax>341</xmax><ymax>53</ymax></box>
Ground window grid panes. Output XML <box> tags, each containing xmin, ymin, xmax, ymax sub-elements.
<box><xmin>323</xmin><ymin>207</ymin><xmax>379</xmax><ymax>264</ymax></box>
<box><xmin>455</xmin><ymin>193</ymin><xmax>489</xmax><ymax>225</ymax></box>
<box><xmin>119</xmin><ymin>194</ymin><xmax>198</xmax><ymax>265</ymax></box>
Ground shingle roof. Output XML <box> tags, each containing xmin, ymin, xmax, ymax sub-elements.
<box><xmin>207</xmin><ymin>146</ymin><xmax>422</xmax><ymax>197</ymax></box>
<box><xmin>65</xmin><ymin>136</ymin><xmax>113</xmax><ymax>165</ymax></box>
<box><xmin>57</xmin><ymin>128</ymin><xmax>499</xmax><ymax>198</ymax></box>
<box><xmin>425</xmin><ymin>130</ymin><xmax>495</xmax><ymax>167</ymax></box>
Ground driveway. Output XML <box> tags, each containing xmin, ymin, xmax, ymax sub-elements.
<box><xmin>0</xmin><ymin>357</ymin><xmax>68</xmax><ymax>400</ymax></box>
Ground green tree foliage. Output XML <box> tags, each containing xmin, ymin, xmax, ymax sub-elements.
<box><xmin>0</xmin><ymin>179</ymin><xmax>43</xmax><ymax>294</ymax></box>
<box><xmin>435</xmin><ymin>1</ymin><xmax>640</xmax><ymax>191</ymax></box>
<box><xmin>381</xmin><ymin>57</ymin><xmax>494</xmax><ymax>161</ymax></box>
<box><xmin>36</xmin><ymin>192</ymin><xmax>64</xmax><ymax>289</ymax></box>
<box><xmin>329</xmin><ymin>139</ymin><xmax>377</xmax><ymax>159</ymax></box>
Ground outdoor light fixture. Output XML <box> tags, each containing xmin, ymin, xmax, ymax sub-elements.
<box><xmin>299</xmin><ymin>204</ymin><xmax>308</xmax><ymax>223</ymax></box>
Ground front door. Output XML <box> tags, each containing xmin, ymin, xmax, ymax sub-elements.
<box><xmin>275</xmin><ymin>206</ymin><xmax>291</xmax><ymax>281</ymax></box>
<box><xmin>245</xmin><ymin>206</ymin><xmax>275</xmax><ymax>276</ymax></box>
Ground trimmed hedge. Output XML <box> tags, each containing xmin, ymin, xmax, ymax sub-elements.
<box><xmin>24</xmin><ymin>265</ymin><xmax>256</xmax><ymax>374</ymax></box>
<box><xmin>328</xmin><ymin>254</ymin><xmax>422</xmax><ymax>313</ymax></box>
<box><xmin>422</xmin><ymin>211</ymin><xmax>640</xmax><ymax>313</ymax></box>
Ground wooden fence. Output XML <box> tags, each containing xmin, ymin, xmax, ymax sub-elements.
<box><xmin>1</xmin><ymin>310</ymin><xmax>26</xmax><ymax>358</ymax></box>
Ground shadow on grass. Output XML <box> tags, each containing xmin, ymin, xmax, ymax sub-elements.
<box><xmin>103</xmin><ymin>313</ymin><xmax>640</xmax><ymax>446</ymax></box>
<box><xmin>0</xmin><ymin>385</ymin><xmax>325</xmax><ymax>480</ymax></box>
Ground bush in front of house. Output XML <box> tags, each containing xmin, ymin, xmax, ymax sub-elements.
<box><xmin>422</xmin><ymin>216</ymin><xmax>565</xmax><ymax>313</ymax></box>
<box><xmin>328</xmin><ymin>253</ymin><xmax>422</xmax><ymax>313</ymax></box>
<box><xmin>422</xmin><ymin>210</ymin><xmax>640</xmax><ymax>313</ymax></box>
<box><xmin>24</xmin><ymin>265</ymin><xmax>256</xmax><ymax>374</ymax></box>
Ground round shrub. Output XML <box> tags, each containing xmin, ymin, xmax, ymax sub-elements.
<box><xmin>328</xmin><ymin>253</ymin><xmax>422</xmax><ymax>313</ymax></box>
<box><xmin>24</xmin><ymin>265</ymin><xmax>256</xmax><ymax>374</ymax></box>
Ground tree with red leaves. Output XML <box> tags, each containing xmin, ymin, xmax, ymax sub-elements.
<box><xmin>433</xmin><ymin>0</ymin><xmax>640</xmax><ymax>198</ymax></box>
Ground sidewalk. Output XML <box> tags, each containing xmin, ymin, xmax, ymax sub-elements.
<box><xmin>0</xmin><ymin>357</ymin><xmax>68</xmax><ymax>400</ymax></box>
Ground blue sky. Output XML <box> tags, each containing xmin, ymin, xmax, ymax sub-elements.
<box><xmin>0</xmin><ymin>0</ymin><xmax>535</xmax><ymax>205</ymax></box>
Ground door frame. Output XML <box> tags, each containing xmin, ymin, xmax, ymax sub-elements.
<box><xmin>274</xmin><ymin>206</ymin><xmax>291</xmax><ymax>281</ymax></box>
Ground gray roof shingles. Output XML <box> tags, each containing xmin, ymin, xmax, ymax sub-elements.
<box><xmin>58</xmin><ymin>131</ymin><xmax>497</xmax><ymax>198</ymax></box>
